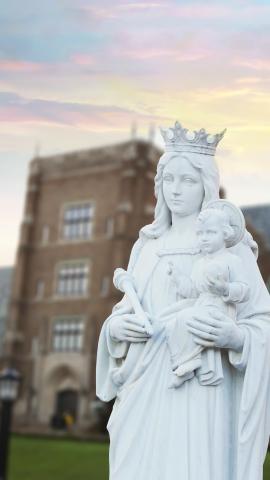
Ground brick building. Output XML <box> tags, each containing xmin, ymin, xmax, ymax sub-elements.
<box><xmin>2</xmin><ymin>139</ymin><xmax>161</xmax><ymax>431</ymax></box>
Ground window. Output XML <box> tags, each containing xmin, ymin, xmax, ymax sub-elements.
<box><xmin>42</xmin><ymin>225</ymin><xmax>50</xmax><ymax>244</ymax></box>
<box><xmin>106</xmin><ymin>217</ymin><xmax>114</xmax><ymax>238</ymax></box>
<box><xmin>36</xmin><ymin>280</ymin><xmax>45</xmax><ymax>299</ymax></box>
<box><xmin>56</xmin><ymin>262</ymin><xmax>89</xmax><ymax>297</ymax></box>
<box><xmin>63</xmin><ymin>203</ymin><xmax>94</xmax><ymax>240</ymax></box>
<box><xmin>31</xmin><ymin>337</ymin><xmax>39</xmax><ymax>357</ymax></box>
<box><xmin>100</xmin><ymin>276</ymin><xmax>110</xmax><ymax>297</ymax></box>
<box><xmin>52</xmin><ymin>317</ymin><xmax>84</xmax><ymax>352</ymax></box>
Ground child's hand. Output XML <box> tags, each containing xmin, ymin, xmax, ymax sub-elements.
<box><xmin>177</xmin><ymin>276</ymin><xmax>195</xmax><ymax>298</ymax></box>
<box><xmin>206</xmin><ymin>274</ymin><xmax>229</xmax><ymax>296</ymax></box>
<box><xmin>167</xmin><ymin>262</ymin><xmax>193</xmax><ymax>298</ymax></box>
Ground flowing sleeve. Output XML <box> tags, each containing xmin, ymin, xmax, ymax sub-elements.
<box><xmin>227</xmin><ymin>240</ymin><xmax>270</xmax><ymax>480</ymax></box>
<box><xmin>222</xmin><ymin>254</ymin><xmax>250</xmax><ymax>304</ymax></box>
<box><xmin>96</xmin><ymin>236</ymin><xmax>145</xmax><ymax>402</ymax></box>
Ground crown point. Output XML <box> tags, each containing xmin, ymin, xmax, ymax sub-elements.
<box><xmin>167</xmin><ymin>129</ymin><xmax>174</xmax><ymax>140</ymax></box>
<box><xmin>186</xmin><ymin>130</ymin><xmax>195</xmax><ymax>141</ymax></box>
<box><xmin>206</xmin><ymin>134</ymin><xmax>215</xmax><ymax>144</ymax></box>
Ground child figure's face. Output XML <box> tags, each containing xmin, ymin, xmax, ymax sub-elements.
<box><xmin>196</xmin><ymin>215</ymin><xmax>226</xmax><ymax>254</ymax></box>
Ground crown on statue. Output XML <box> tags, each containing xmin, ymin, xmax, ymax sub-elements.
<box><xmin>160</xmin><ymin>121</ymin><xmax>226</xmax><ymax>156</ymax></box>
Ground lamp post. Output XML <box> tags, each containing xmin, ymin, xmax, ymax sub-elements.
<box><xmin>0</xmin><ymin>368</ymin><xmax>21</xmax><ymax>480</ymax></box>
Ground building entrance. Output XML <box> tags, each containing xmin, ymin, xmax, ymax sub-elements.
<box><xmin>55</xmin><ymin>389</ymin><xmax>78</xmax><ymax>420</ymax></box>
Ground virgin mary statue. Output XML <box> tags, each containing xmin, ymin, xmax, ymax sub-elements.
<box><xmin>96</xmin><ymin>122</ymin><xmax>270</xmax><ymax>480</ymax></box>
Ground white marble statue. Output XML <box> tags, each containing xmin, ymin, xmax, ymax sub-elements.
<box><xmin>96</xmin><ymin>121</ymin><xmax>270</xmax><ymax>480</ymax></box>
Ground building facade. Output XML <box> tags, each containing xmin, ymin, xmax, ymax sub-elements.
<box><xmin>2</xmin><ymin>140</ymin><xmax>161</xmax><ymax>430</ymax></box>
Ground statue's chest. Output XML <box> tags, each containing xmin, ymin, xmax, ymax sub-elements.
<box><xmin>143</xmin><ymin>253</ymin><xmax>198</xmax><ymax>315</ymax></box>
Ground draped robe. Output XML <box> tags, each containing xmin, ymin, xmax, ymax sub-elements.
<box><xmin>96</xmin><ymin>230</ymin><xmax>270</xmax><ymax>480</ymax></box>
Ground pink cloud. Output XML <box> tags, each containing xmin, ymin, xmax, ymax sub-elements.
<box><xmin>236</xmin><ymin>59</ymin><xmax>270</xmax><ymax>71</ymax></box>
<box><xmin>78</xmin><ymin>6</ymin><xmax>117</xmax><ymax>20</ymax></box>
<box><xmin>76</xmin><ymin>1</ymin><xmax>270</xmax><ymax>24</ymax></box>
<box><xmin>116</xmin><ymin>2</ymin><xmax>168</xmax><ymax>10</ymax></box>
<box><xmin>71</xmin><ymin>54</ymin><xmax>96</xmax><ymax>66</ymax></box>
<box><xmin>78</xmin><ymin>1</ymin><xmax>169</xmax><ymax>20</ymax></box>
<box><xmin>0</xmin><ymin>60</ymin><xmax>44</xmax><ymax>73</ymax></box>
<box><xmin>235</xmin><ymin>77</ymin><xmax>264</xmax><ymax>85</ymax></box>
<box><xmin>173</xmin><ymin>4</ymin><xmax>231</xmax><ymax>19</ymax></box>
<box><xmin>0</xmin><ymin>91</ymin><xmax>170</xmax><ymax>130</ymax></box>
<box><xmin>0</xmin><ymin>55</ymin><xmax>98</xmax><ymax>76</ymax></box>
<box><xmin>117</xmin><ymin>46</ymin><xmax>208</xmax><ymax>61</ymax></box>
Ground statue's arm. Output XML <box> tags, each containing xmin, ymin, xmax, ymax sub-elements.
<box><xmin>110</xmin><ymin>236</ymin><xmax>145</xmax><ymax>314</ymax></box>
<box><xmin>96</xmin><ymin>236</ymin><xmax>147</xmax><ymax>401</ymax></box>
<box><xmin>222</xmin><ymin>255</ymin><xmax>250</xmax><ymax>304</ymax></box>
<box><xmin>228</xmin><ymin>240</ymin><xmax>270</xmax><ymax>370</ymax></box>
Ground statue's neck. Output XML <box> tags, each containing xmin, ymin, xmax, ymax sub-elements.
<box><xmin>170</xmin><ymin>211</ymin><xmax>199</xmax><ymax>234</ymax></box>
<box><xmin>166</xmin><ymin>212</ymin><xmax>199</xmax><ymax>248</ymax></box>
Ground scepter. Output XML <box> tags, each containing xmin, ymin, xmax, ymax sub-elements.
<box><xmin>113</xmin><ymin>268</ymin><xmax>153</xmax><ymax>335</ymax></box>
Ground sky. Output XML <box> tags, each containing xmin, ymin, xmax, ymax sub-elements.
<box><xmin>1</xmin><ymin>0</ymin><xmax>270</xmax><ymax>265</ymax></box>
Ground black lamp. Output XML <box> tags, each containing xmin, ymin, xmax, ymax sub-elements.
<box><xmin>0</xmin><ymin>368</ymin><xmax>21</xmax><ymax>480</ymax></box>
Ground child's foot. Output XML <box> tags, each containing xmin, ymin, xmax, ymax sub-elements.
<box><xmin>168</xmin><ymin>371</ymin><xmax>194</xmax><ymax>389</ymax></box>
<box><xmin>174</xmin><ymin>358</ymin><xmax>202</xmax><ymax>377</ymax></box>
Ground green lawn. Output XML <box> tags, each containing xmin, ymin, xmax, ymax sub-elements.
<box><xmin>8</xmin><ymin>435</ymin><xmax>270</xmax><ymax>480</ymax></box>
<box><xmin>9</xmin><ymin>436</ymin><xmax>109</xmax><ymax>480</ymax></box>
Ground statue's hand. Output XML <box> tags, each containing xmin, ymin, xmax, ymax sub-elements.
<box><xmin>186</xmin><ymin>310</ymin><xmax>245</xmax><ymax>352</ymax></box>
<box><xmin>109</xmin><ymin>313</ymin><xmax>152</xmax><ymax>343</ymax></box>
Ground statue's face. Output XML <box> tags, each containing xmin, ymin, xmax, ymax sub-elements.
<box><xmin>162</xmin><ymin>156</ymin><xmax>204</xmax><ymax>216</ymax></box>
<box><xmin>196</xmin><ymin>216</ymin><xmax>225</xmax><ymax>254</ymax></box>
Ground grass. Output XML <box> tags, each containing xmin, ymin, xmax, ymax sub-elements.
<box><xmin>8</xmin><ymin>435</ymin><xmax>270</xmax><ymax>480</ymax></box>
<box><xmin>265</xmin><ymin>455</ymin><xmax>270</xmax><ymax>479</ymax></box>
<box><xmin>9</xmin><ymin>435</ymin><xmax>109</xmax><ymax>480</ymax></box>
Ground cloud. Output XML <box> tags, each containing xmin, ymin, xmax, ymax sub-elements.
<box><xmin>0</xmin><ymin>91</ymin><xmax>170</xmax><ymax>129</ymax></box>
<box><xmin>71</xmin><ymin>54</ymin><xmax>96</xmax><ymax>66</ymax></box>
<box><xmin>235</xmin><ymin>59</ymin><xmax>270</xmax><ymax>71</ymax></box>
<box><xmin>78</xmin><ymin>1</ymin><xmax>169</xmax><ymax>20</ymax></box>
<box><xmin>78</xmin><ymin>1</ymin><xmax>270</xmax><ymax>24</ymax></box>
<box><xmin>0</xmin><ymin>59</ymin><xmax>44</xmax><ymax>72</ymax></box>
<box><xmin>235</xmin><ymin>77</ymin><xmax>265</xmax><ymax>85</ymax></box>
<box><xmin>114</xmin><ymin>46</ymin><xmax>208</xmax><ymax>61</ymax></box>
<box><xmin>117</xmin><ymin>2</ymin><xmax>167</xmax><ymax>10</ymax></box>
<box><xmin>173</xmin><ymin>4</ymin><xmax>231</xmax><ymax>19</ymax></box>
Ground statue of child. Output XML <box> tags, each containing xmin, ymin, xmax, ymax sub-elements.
<box><xmin>166</xmin><ymin>205</ymin><xmax>250</xmax><ymax>388</ymax></box>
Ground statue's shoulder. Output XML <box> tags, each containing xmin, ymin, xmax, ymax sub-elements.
<box><xmin>229</xmin><ymin>230</ymin><xmax>259</xmax><ymax>264</ymax></box>
<box><xmin>127</xmin><ymin>232</ymin><xmax>166</xmax><ymax>273</ymax></box>
<box><xmin>127</xmin><ymin>236</ymin><xmax>148</xmax><ymax>273</ymax></box>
